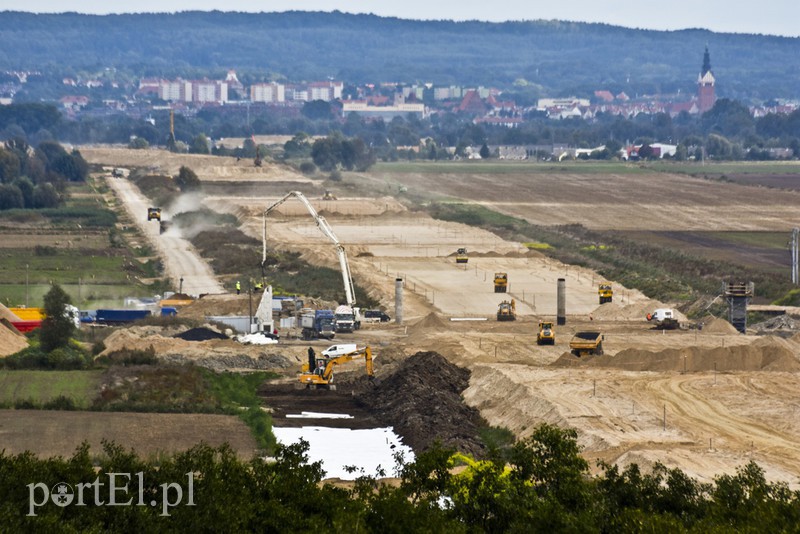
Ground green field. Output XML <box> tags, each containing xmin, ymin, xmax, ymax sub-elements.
<box><xmin>0</xmin><ymin>370</ymin><xmax>102</xmax><ymax>408</ymax></box>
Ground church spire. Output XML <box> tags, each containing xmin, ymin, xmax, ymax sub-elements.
<box><xmin>701</xmin><ymin>45</ymin><xmax>712</xmax><ymax>77</ymax></box>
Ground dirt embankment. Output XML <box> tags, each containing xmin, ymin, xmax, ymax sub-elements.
<box><xmin>350</xmin><ymin>351</ymin><xmax>487</xmax><ymax>458</ymax></box>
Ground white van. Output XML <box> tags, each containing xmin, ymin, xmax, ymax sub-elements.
<box><xmin>321</xmin><ymin>344</ymin><xmax>358</xmax><ymax>358</ymax></box>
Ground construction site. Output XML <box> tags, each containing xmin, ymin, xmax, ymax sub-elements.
<box><xmin>6</xmin><ymin>146</ymin><xmax>800</xmax><ymax>488</ymax></box>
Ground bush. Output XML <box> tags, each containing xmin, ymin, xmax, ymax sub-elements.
<box><xmin>105</xmin><ymin>346</ymin><xmax>158</xmax><ymax>366</ymax></box>
<box><xmin>299</xmin><ymin>161</ymin><xmax>317</xmax><ymax>175</ymax></box>
<box><xmin>43</xmin><ymin>395</ymin><xmax>77</xmax><ymax>410</ymax></box>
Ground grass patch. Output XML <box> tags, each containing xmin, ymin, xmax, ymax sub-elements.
<box><xmin>0</xmin><ymin>369</ymin><xmax>102</xmax><ymax>409</ymax></box>
<box><xmin>92</xmin><ymin>365</ymin><xmax>279</xmax><ymax>452</ymax></box>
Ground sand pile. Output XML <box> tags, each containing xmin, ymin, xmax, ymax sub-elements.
<box><xmin>751</xmin><ymin>314</ymin><xmax>800</xmax><ymax>333</ymax></box>
<box><xmin>0</xmin><ymin>322</ymin><xmax>28</xmax><ymax>356</ymax></box>
<box><xmin>551</xmin><ymin>337</ymin><xmax>800</xmax><ymax>372</ymax></box>
<box><xmin>699</xmin><ymin>316</ymin><xmax>739</xmax><ymax>334</ymax></box>
<box><xmin>413</xmin><ymin>312</ymin><xmax>448</xmax><ymax>329</ymax></box>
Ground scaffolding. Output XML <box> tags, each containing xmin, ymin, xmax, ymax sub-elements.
<box><xmin>723</xmin><ymin>281</ymin><xmax>754</xmax><ymax>334</ymax></box>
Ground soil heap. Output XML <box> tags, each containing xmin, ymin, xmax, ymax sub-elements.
<box><xmin>0</xmin><ymin>321</ymin><xmax>28</xmax><ymax>356</ymax></box>
<box><xmin>353</xmin><ymin>351</ymin><xmax>487</xmax><ymax>458</ymax></box>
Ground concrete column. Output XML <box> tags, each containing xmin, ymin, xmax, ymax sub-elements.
<box><xmin>395</xmin><ymin>278</ymin><xmax>403</xmax><ymax>324</ymax></box>
<box><xmin>557</xmin><ymin>277</ymin><xmax>566</xmax><ymax>325</ymax></box>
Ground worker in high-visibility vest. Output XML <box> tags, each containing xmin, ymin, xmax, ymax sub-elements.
<box><xmin>236</xmin><ymin>281</ymin><xmax>241</xmax><ymax>295</ymax></box>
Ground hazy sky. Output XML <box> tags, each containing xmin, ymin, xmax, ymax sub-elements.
<box><xmin>3</xmin><ymin>0</ymin><xmax>799</xmax><ymax>38</ymax></box>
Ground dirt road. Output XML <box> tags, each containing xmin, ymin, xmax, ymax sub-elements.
<box><xmin>106</xmin><ymin>175</ymin><xmax>224</xmax><ymax>296</ymax></box>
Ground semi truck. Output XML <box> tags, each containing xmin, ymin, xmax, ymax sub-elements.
<box><xmin>94</xmin><ymin>309</ymin><xmax>152</xmax><ymax>325</ymax></box>
<box><xmin>334</xmin><ymin>304</ymin><xmax>358</xmax><ymax>333</ymax></box>
<box><xmin>301</xmin><ymin>309</ymin><xmax>336</xmax><ymax>340</ymax></box>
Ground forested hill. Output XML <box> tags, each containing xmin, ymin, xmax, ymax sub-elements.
<box><xmin>1</xmin><ymin>10</ymin><xmax>798</xmax><ymax>100</ymax></box>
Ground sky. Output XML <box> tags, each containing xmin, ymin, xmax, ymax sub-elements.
<box><xmin>2</xmin><ymin>0</ymin><xmax>799</xmax><ymax>38</ymax></box>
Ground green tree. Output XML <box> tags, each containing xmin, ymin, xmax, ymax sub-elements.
<box><xmin>190</xmin><ymin>134</ymin><xmax>211</xmax><ymax>154</ymax></box>
<box><xmin>175</xmin><ymin>165</ymin><xmax>201</xmax><ymax>191</ymax></box>
<box><xmin>32</xmin><ymin>183</ymin><xmax>60</xmax><ymax>208</ymax></box>
<box><xmin>0</xmin><ymin>147</ymin><xmax>21</xmax><ymax>183</ymax></box>
<box><xmin>12</xmin><ymin>177</ymin><xmax>34</xmax><ymax>207</ymax></box>
<box><xmin>39</xmin><ymin>283</ymin><xmax>74</xmax><ymax>352</ymax></box>
<box><xmin>479</xmin><ymin>143</ymin><xmax>490</xmax><ymax>159</ymax></box>
<box><xmin>0</xmin><ymin>183</ymin><xmax>23</xmax><ymax>209</ymax></box>
<box><xmin>128</xmin><ymin>136</ymin><xmax>149</xmax><ymax>149</ymax></box>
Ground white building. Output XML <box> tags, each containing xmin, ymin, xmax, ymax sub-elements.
<box><xmin>250</xmin><ymin>82</ymin><xmax>286</xmax><ymax>103</ymax></box>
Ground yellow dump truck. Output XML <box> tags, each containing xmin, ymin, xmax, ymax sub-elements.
<box><xmin>494</xmin><ymin>272</ymin><xmax>508</xmax><ymax>293</ymax></box>
<box><xmin>536</xmin><ymin>321</ymin><xmax>555</xmax><ymax>345</ymax></box>
<box><xmin>569</xmin><ymin>331</ymin><xmax>604</xmax><ymax>357</ymax></box>
<box><xmin>598</xmin><ymin>283</ymin><xmax>613</xmax><ymax>304</ymax></box>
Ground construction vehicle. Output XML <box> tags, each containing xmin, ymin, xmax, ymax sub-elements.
<box><xmin>646</xmin><ymin>308</ymin><xmax>680</xmax><ymax>330</ymax></box>
<box><xmin>496</xmin><ymin>299</ymin><xmax>516</xmax><ymax>321</ymax></box>
<box><xmin>322</xmin><ymin>190</ymin><xmax>338</xmax><ymax>200</ymax></box>
<box><xmin>299</xmin><ymin>346</ymin><xmax>374</xmax><ymax>389</ymax></box>
<box><xmin>494</xmin><ymin>272</ymin><xmax>508</xmax><ymax>293</ymax></box>
<box><xmin>334</xmin><ymin>304</ymin><xmax>357</xmax><ymax>333</ymax></box>
<box><xmin>262</xmin><ymin>191</ymin><xmax>362</xmax><ymax>326</ymax></box>
<box><xmin>147</xmin><ymin>207</ymin><xmax>162</xmax><ymax>221</ymax></box>
<box><xmin>300</xmin><ymin>309</ymin><xmax>336</xmax><ymax>340</ymax></box>
<box><xmin>536</xmin><ymin>321</ymin><xmax>555</xmax><ymax>345</ymax></box>
<box><xmin>456</xmin><ymin>247</ymin><xmax>468</xmax><ymax>264</ymax></box>
<box><xmin>598</xmin><ymin>283</ymin><xmax>613</xmax><ymax>304</ymax></box>
<box><xmin>569</xmin><ymin>331</ymin><xmax>604</xmax><ymax>357</ymax></box>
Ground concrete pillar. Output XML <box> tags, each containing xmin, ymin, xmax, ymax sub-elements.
<box><xmin>395</xmin><ymin>278</ymin><xmax>403</xmax><ymax>324</ymax></box>
<box><xmin>557</xmin><ymin>277</ymin><xmax>566</xmax><ymax>325</ymax></box>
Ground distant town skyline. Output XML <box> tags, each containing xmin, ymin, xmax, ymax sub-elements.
<box><xmin>4</xmin><ymin>0</ymin><xmax>800</xmax><ymax>38</ymax></box>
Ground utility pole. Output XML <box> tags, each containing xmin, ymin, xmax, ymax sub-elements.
<box><xmin>25</xmin><ymin>263</ymin><xmax>29</xmax><ymax>307</ymax></box>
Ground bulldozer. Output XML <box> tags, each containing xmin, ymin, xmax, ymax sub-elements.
<box><xmin>537</xmin><ymin>321</ymin><xmax>555</xmax><ymax>345</ymax></box>
<box><xmin>493</xmin><ymin>272</ymin><xmax>508</xmax><ymax>293</ymax></box>
<box><xmin>497</xmin><ymin>299</ymin><xmax>516</xmax><ymax>321</ymax></box>
<box><xmin>598</xmin><ymin>283</ymin><xmax>613</xmax><ymax>304</ymax></box>
<box><xmin>147</xmin><ymin>207</ymin><xmax>162</xmax><ymax>221</ymax></box>
<box><xmin>299</xmin><ymin>346</ymin><xmax>374</xmax><ymax>390</ymax></box>
<box><xmin>455</xmin><ymin>247</ymin><xmax>468</xmax><ymax>264</ymax></box>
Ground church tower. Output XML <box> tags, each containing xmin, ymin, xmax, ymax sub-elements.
<box><xmin>697</xmin><ymin>46</ymin><xmax>716</xmax><ymax>113</ymax></box>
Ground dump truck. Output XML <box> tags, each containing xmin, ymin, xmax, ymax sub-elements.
<box><xmin>646</xmin><ymin>308</ymin><xmax>680</xmax><ymax>330</ymax></box>
<box><xmin>536</xmin><ymin>321</ymin><xmax>555</xmax><ymax>345</ymax></box>
<box><xmin>569</xmin><ymin>331</ymin><xmax>604</xmax><ymax>356</ymax></box>
<box><xmin>456</xmin><ymin>247</ymin><xmax>468</xmax><ymax>264</ymax></box>
<box><xmin>299</xmin><ymin>346</ymin><xmax>374</xmax><ymax>390</ymax></box>
<box><xmin>147</xmin><ymin>207</ymin><xmax>162</xmax><ymax>221</ymax></box>
<box><xmin>497</xmin><ymin>299</ymin><xmax>516</xmax><ymax>321</ymax></box>
<box><xmin>598</xmin><ymin>283</ymin><xmax>613</xmax><ymax>304</ymax></box>
<box><xmin>334</xmin><ymin>304</ymin><xmax>357</xmax><ymax>333</ymax></box>
<box><xmin>300</xmin><ymin>309</ymin><xmax>336</xmax><ymax>340</ymax></box>
<box><xmin>494</xmin><ymin>272</ymin><xmax>508</xmax><ymax>293</ymax></box>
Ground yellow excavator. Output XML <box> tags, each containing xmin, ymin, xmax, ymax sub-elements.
<box><xmin>299</xmin><ymin>346</ymin><xmax>374</xmax><ymax>390</ymax></box>
<box><xmin>497</xmin><ymin>299</ymin><xmax>516</xmax><ymax>321</ymax></box>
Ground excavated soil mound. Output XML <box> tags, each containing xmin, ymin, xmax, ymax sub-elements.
<box><xmin>413</xmin><ymin>312</ymin><xmax>448</xmax><ymax>329</ymax></box>
<box><xmin>174</xmin><ymin>327</ymin><xmax>228</xmax><ymax>341</ymax></box>
<box><xmin>351</xmin><ymin>351</ymin><xmax>487</xmax><ymax>458</ymax></box>
<box><xmin>0</xmin><ymin>322</ymin><xmax>28</xmax><ymax>356</ymax></box>
<box><xmin>751</xmin><ymin>314</ymin><xmax>800</xmax><ymax>333</ymax></box>
<box><xmin>699</xmin><ymin>315</ymin><xmax>739</xmax><ymax>334</ymax></box>
<box><xmin>552</xmin><ymin>338</ymin><xmax>800</xmax><ymax>372</ymax></box>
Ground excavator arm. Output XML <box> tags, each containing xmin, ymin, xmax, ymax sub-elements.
<box><xmin>300</xmin><ymin>346</ymin><xmax>374</xmax><ymax>387</ymax></box>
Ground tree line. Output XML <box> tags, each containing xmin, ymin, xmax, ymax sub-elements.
<box><xmin>2</xmin><ymin>423</ymin><xmax>798</xmax><ymax>531</ymax></box>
